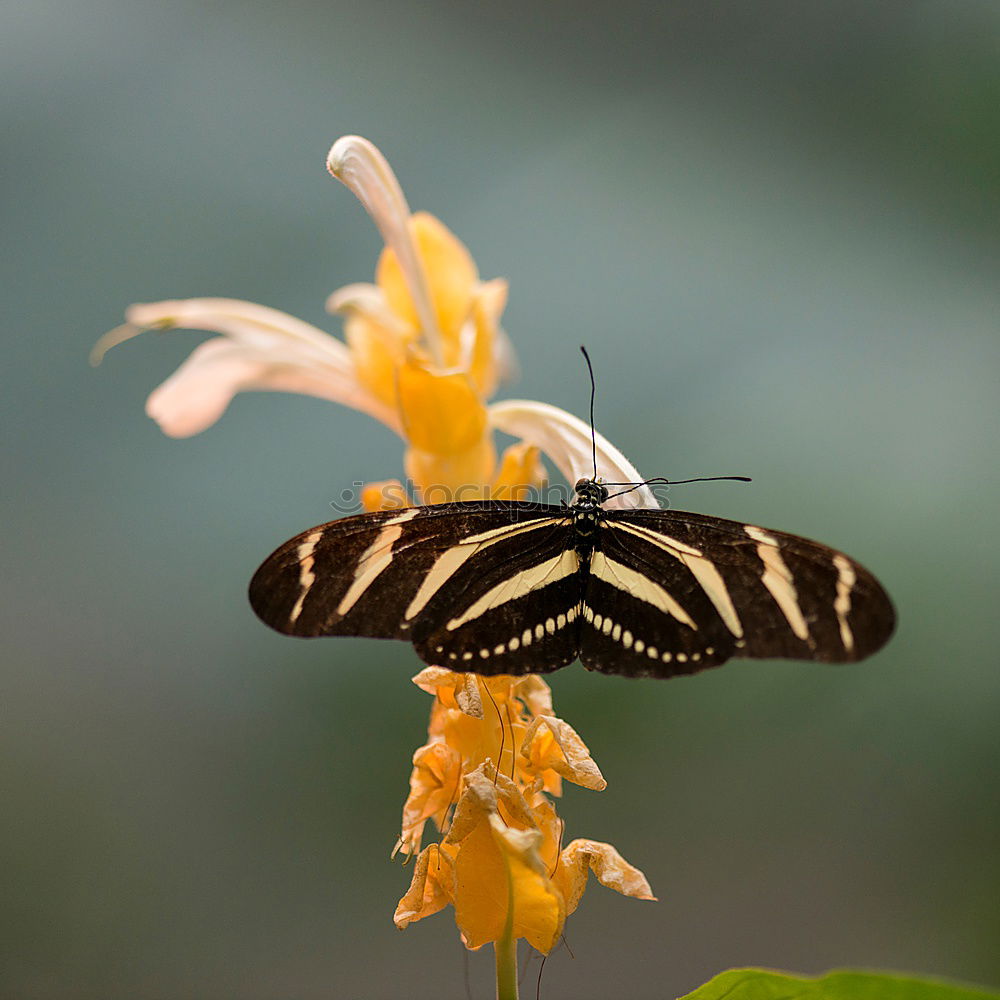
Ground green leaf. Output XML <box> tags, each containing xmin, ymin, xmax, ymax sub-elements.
<box><xmin>678</xmin><ymin>969</ymin><xmax>1000</xmax><ymax>1000</ymax></box>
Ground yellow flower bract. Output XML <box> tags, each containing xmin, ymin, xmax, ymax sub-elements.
<box><xmin>377</xmin><ymin>213</ymin><xmax>478</xmax><ymax>355</ymax></box>
<box><xmin>330</xmin><ymin>205</ymin><xmax>523</xmax><ymax>502</ymax></box>
<box><xmin>393</xmin><ymin>671</ymin><xmax>655</xmax><ymax>953</ymax></box>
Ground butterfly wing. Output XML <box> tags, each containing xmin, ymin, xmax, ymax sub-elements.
<box><xmin>249</xmin><ymin>501</ymin><xmax>581</xmax><ymax>673</ymax></box>
<box><xmin>250</xmin><ymin>505</ymin><xmax>448</xmax><ymax>639</ymax></box>
<box><xmin>408</xmin><ymin>512</ymin><xmax>582</xmax><ymax>676</ymax></box>
<box><xmin>578</xmin><ymin>508</ymin><xmax>895</xmax><ymax>678</ymax></box>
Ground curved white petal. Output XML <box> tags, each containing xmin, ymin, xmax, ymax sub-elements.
<box><xmin>488</xmin><ymin>399</ymin><xmax>659</xmax><ymax>509</ymax></box>
<box><xmin>90</xmin><ymin>322</ymin><xmax>147</xmax><ymax>366</ymax></box>
<box><xmin>145</xmin><ymin>338</ymin><xmax>402</xmax><ymax>438</ymax></box>
<box><xmin>124</xmin><ymin>298</ymin><xmax>350</xmax><ymax>364</ymax></box>
<box><xmin>327</xmin><ymin>136</ymin><xmax>443</xmax><ymax>361</ymax></box>
<box><xmin>145</xmin><ymin>339</ymin><xmax>258</xmax><ymax>437</ymax></box>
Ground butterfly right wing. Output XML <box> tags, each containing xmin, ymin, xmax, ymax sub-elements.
<box><xmin>577</xmin><ymin>507</ymin><xmax>894</xmax><ymax>678</ymax></box>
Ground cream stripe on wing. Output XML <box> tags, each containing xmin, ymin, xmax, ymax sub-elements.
<box><xmin>744</xmin><ymin>525</ymin><xmax>811</xmax><ymax>642</ymax></box>
<box><xmin>404</xmin><ymin>516</ymin><xmax>561</xmax><ymax>622</ymax></box>
<box><xmin>446</xmin><ymin>548</ymin><xmax>579</xmax><ymax>631</ymax></box>
<box><xmin>289</xmin><ymin>530</ymin><xmax>322</xmax><ymax>624</ymax></box>
<box><xmin>614</xmin><ymin>521</ymin><xmax>743</xmax><ymax>638</ymax></box>
<box><xmin>832</xmin><ymin>553</ymin><xmax>856</xmax><ymax>653</ymax></box>
<box><xmin>589</xmin><ymin>550</ymin><xmax>698</xmax><ymax>630</ymax></box>
<box><xmin>335</xmin><ymin>509</ymin><xmax>420</xmax><ymax>617</ymax></box>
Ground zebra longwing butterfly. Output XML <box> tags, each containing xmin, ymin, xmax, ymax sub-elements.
<box><xmin>249</xmin><ymin>479</ymin><xmax>895</xmax><ymax>678</ymax></box>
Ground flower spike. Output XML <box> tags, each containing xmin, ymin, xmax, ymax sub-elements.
<box><xmin>100</xmin><ymin>139</ymin><xmax>658</xmax><ymax>975</ymax></box>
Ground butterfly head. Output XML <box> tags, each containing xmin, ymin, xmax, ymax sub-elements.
<box><xmin>573</xmin><ymin>478</ymin><xmax>609</xmax><ymax>510</ymax></box>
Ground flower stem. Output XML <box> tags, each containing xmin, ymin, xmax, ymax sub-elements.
<box><xmin>495</xmin><ymin>852</ymin><xmax>519</xmax><ymax>1000</ymax></box>
<box><xmin>494</xmin><ymin>928</ymin><xmax>518</xmax><ymax>1000</ymax></box>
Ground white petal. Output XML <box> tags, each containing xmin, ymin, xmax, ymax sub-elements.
<box><xmin>326</xmin><ymin>136</ymin><xmax>444</xmax><ymax>363</ymax></box>
<box><xmin>488</xmin><ymin>399</ymin><xmax>659</xmax><ymax>509</ymax></box>
<box><xmin>124</xmin><ymin>298</ymin><xmax>349</xmax><ymax>364</ymax></box>
<box><xmin>90</xmin><ymin>322</ymin><xmax>147</xmax><ymax>366</ymax></box>
<box><xmin>145</xmin><ymin>338</ymin><xmax>401</xmax><ymax>438</ymax></box>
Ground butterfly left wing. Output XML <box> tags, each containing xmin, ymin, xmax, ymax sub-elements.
<box><xmin>249</xmin><ymin>501</ymin><xmax>580</xmax><ymax>673</ymax></box>
<box><xmin>579</xmin><ymin>508</ymin><xmax>895</xmax><ymax>678</ymax></box>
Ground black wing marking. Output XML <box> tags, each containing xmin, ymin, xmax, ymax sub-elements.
<box><xmin>578</xmin><ymin>519</ymin><xmax>736</xmax><ymax>677</ymax></box>
<box><xmin>411</xmin><ymin>515</ymin><xmax>581</xmax><ymax>676</ymax></box>
<box><xmin>583</xmin><ymin>509</ymin><xmax>894</xmax><ymax>676</ymax></box>
<box><xmin>249</xmin><ymin>501</ymin><xmax>566</xmax><ymax>644</ymax></box>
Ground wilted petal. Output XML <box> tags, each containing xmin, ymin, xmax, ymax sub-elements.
<box><xmin>144</xmin><ymin>338</ymin><xmax>400</xmax><ymax>437</ymax></box>
<box><xmin>555</xmin><ymin>839</ymin><xmax>656</xmax><ymax>916</ymax></box>
<box><xmin>402</xmin><ymin>741</ymin><xmax>462</xmax><ymax>836</ymax></box>
<box><xmin>528</xmin><ymin>796</ymin><xmax>564</xmax><ymax>872</ymax></box>
<box><xmin>511</xmin><ymin>676</ymin><xmax>554</xmax><ymax>719</ymax></box>
<box><xmin>448</xmin><ymin>766</ymin><xmax>534</xmax><ymax>842</ymax></box>
<box><xmin>452</xmin><ymin>673</ymin><xmax>486</xmax><ymax>718</ymax></box>
<box><xmin>520</xmin><ymin>716</ymin><xmax>607</xmax><ymax>791</ymax></box>
<box><xmin>488</xmin><ymin>399</ymin><xmax>659</xmax><ymax>509</ymax></box>
<box><xmin>412</xmin><ymin>667</ymin><xmax>481</xmax><ymax>715</ymax></box>
<box><xmin>394</xmin><ymin>843</ymin><xmax>455</xmax><ymax>929</ymax></box>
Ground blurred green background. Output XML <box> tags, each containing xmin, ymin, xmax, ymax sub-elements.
<box><xmin>3</xmin><ymin>2</ymin><xmax>999</xmax><ymax>997</ymax></box>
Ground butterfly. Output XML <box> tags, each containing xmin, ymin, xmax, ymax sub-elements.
<box><xmin>248</xmin><ymin>477</ymin><xmax>895</xmax><ymax>678</ymax></box>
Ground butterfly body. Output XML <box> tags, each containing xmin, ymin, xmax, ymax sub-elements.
<box><xmin>249</xmin><ymin>478</ymin><xmax>895</xmax><ymax>679</ymax></box>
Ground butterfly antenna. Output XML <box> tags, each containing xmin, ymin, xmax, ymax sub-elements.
<box><xmin>605</xmin><ymin>475</ymin><xmax>751</xmax><ymax>501</ymax></box>
<box><xmin>580</xmin><ymin>345</ymin><xmax>598</xmax><ymax>480</ymax></box>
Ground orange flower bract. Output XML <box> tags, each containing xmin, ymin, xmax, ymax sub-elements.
<box><xmin>393</xmin><ymin>671</ymin><xmax>655</xmax><ymax>953</ymax></box>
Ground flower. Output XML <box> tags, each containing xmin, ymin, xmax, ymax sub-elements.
<box><xmin>93</xmin><ymin>135</ymin><xmax>659</xmax><ymax>510</ymax></box>
<box><xmin>393</xmin><ymin>670</ymin><xmax>655</xmax><ymax>954</ymax></box>
<box><xmin>97</xmin><ymin>135</ymin><xmax>660</xmax><ymax>984</ymax></box>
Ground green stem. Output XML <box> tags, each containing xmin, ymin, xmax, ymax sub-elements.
<box><xmin>494</xmin><ymin>927</ymin><xmax>518</xmax><ymax>1000</ymax></box>
<box><xmin>494</xmin><ymin>862</ymin><xmax>519</xmax><ymax>1000</ymax></box>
